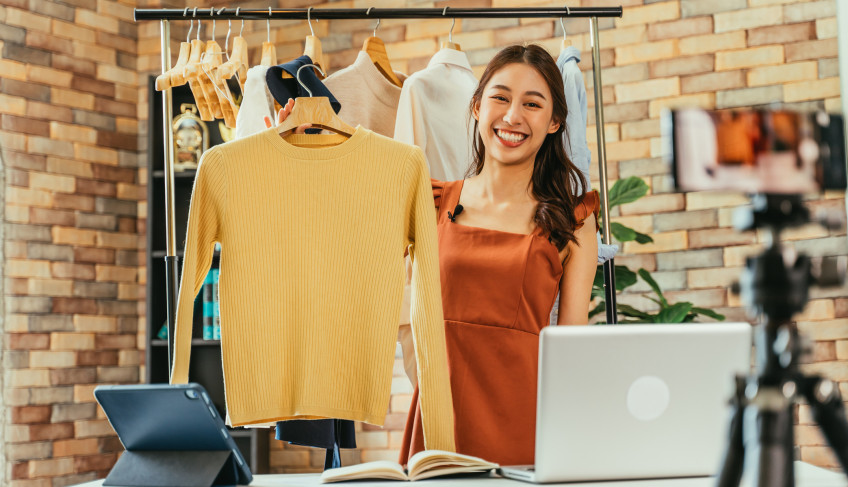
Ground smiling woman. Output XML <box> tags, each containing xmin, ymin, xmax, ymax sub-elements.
<box><xmin>399</xmin><ymin>44</ymin><xmax>600</xmax><ymax>466</ymax></box>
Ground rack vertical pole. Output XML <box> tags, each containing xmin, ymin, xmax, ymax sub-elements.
<box><xmin>159</xmin><ymin>19</ymin><xmax>180</xmax><ymax>376</ymax></box>
<box><xmin>590</xmin><ymin>17</ymin><xmax>617</xmax><ymax>324</ymax></box>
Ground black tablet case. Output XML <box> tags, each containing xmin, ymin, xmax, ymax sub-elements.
<box><xmin>94</xmin><ymin>383</ymin><xmax>252</xmax><ymax>487</ymax></box>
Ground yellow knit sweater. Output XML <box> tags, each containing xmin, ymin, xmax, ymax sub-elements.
<box><xmin>171</xmin><ymin>126</ymin><xmax>456</xmax><ymax>451</ymax></box>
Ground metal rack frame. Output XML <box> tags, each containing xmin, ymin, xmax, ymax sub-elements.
<box><xmin>133</xmin><ymin>6</ymin><xmax>623</xmax><ymax>374</ymax></box>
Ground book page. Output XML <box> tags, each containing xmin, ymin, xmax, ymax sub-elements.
<box><xmin>407</xmin><ymin>450</ymin><xmax>498</xmax><ymax>481</ymax></box>
<box><xmin>320</xmin><ymin>461</ymin><xmax>408</xmax><ymax>483</ymax></box>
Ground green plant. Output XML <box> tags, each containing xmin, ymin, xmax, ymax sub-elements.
<box><xmin>589</xmin><ymin>177</ymin><xmax>725</xmax><ymax>324</ymax></box>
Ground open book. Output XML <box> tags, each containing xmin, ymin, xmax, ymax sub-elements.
<box><xmin>320</xmin><ymin>450</ymin><xmax>499</xmax><ymax>483</ymax></box>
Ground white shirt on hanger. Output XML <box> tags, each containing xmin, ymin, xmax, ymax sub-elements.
<box><xmin>393</xmin><ymin>48</ymin><xmax>478</xmax><ymax>182</ymax></box>
<box><xmin>234</xmin><ymin>65</ymin><xmax>274</xmax><ymax>139</ymax></box>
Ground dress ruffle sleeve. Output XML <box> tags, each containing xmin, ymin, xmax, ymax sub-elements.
<box><xmin>431</xmin><ymin>179</ymin><xmax>445</xmax><ymax>216</ymax></box>
<box><xmin>575</xmin><ymin>189</ymin><xmax>600</xmax><ymax>232</ymax></box>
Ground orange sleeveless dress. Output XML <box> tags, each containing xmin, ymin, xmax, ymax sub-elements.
<box><xmin>399</xmin><ymin>179</ymin><xmax>599</xmax><ymax>466</ymax></box>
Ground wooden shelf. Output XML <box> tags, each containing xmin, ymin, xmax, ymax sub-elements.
<box><xmin>151</xmin><ymin>249</ymin><xmax>219</xmax><ymax>259</ymax></box>
<box><xmin>151</xmin><ymin>339</ymin><xmax>221</xmax><ymax>347</ymax></box>
<box><xmin>153</xmin><ymin>170</ymin><xmax>197</xmax><ymax>178</ymax></box>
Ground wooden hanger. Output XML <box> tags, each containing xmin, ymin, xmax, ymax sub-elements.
<box><xmin>197</xmin><ymin>40</ymin><xmax>225</xmax><ymax>120</ymax></box>
<box><xmin>203</xmin><ymin>41</ymin><xmax>239</xmax><ymax>129</ymax></box>
<box><xmin>361</xmin><ymin>15</ymin><xmax>402</xmax><ymax>88</ymax></box>
<box><xmin>217</xmin><ymin>20</ymin><xmax>248</xmax><ymax>94</ymax></box>
<box><xmin>440</xmin><ymin>13</ymin><xmax>462</xmax><ymax>51</ymax></box>
<box><xmin>156</xmin><ymin>11</ymin><xmax>194</xmax><ymax>91</ymax></box>
<box><xmin>165</xmin><ymin>41</ymin><xmax>191</xmax><ymax>88</ymax></box>
<box><xmin>304</xmin><ymin>35</ymin><xmax>327</xmax><ymax>79</ymax></box>
<box><xmin>181</xmin><ymin>10</ymin><xmax>215</xmax><ymax>120</ymax></box>
<box><xmin>303</xmin><ymin>8</ymin><xmax>327</xmax><ymax>79</ymax></box>
<box><xmin>260</xmin><ymin>7</ymin><xmax>277</xmax><ymax>67</ymax></box>
<box><xmin>276</xmin><ymin>64</ymin><xmax>354</xmax><ymax>138</ymax></box>
<box><xmin>184</xmin><ymin>36</ymin><xmax>214</xmax><ymax>121</ymax></box>
<box><xmin>363</xmin><ymin>36</ymin><xmax>402</xmax><ymax>87</ymax></box>
<box><xmin>156</xmin><ymin>42</ymin><xmax>190</xmax><ymax>90</ymax></box>
<box><xmin>260</xmin><ymin>42</ymin><xmax>277</xmax><ymax>67</ymax></box>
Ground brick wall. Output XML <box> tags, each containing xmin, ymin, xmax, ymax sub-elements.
<box><xmin>0</xmin><ymin>0</ymin><xmax>145</xmax><ymax>485</ymax></box>
<box><xmin>192</xmin><ymin>0</ymin><xmax>840</xmax><ymax>472</ymax></box>
<box><xmin>0</xmin><ymin>0</ymin><xmax>843</xmax><ymax>484</ymax></box>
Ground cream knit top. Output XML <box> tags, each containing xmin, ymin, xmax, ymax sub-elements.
<box><xmin>171</xmin><ymin>126</ymin><xmax>455</xmax><ymax>451</ymax></box>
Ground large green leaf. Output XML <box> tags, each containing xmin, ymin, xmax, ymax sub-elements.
<box><xmin>617</xmin><ymin>304</ymin><xmax>654</xmax><ymax>320</ymax></box>
<box><xmin>656</xmin><ymin>302</ymin><xmax>693</xmax><ymax>323</ymax></box>
<box><xmin>690</xmin><ymin>307</ymin><xmax>726</xmax><ymax>321</ymax></box>
<box><xmin>610</xmin><ymin>222</ymin><xmax>654</xmax><ymax>245</ymax></box>
<box><xmin>611</xmin><ymin>222</ymin><xmax>636</xmax><ymax>242</ymax></box>
<box><xmin>593</xmin><ymin>265</ymin><xmax>638</xmax><ymax>298</ymax></box>
<box><xmin>589</xmin><ymin>301</ymin><xmax>606</xmax><ymax>319</ymax></box>
<box><xmin>619</xmin><ymin>318</ymin><xmax>654</xmax><ymax>324</ymax></box>
<box><xmin>638</xmin><ymin>268</ymin><xmax>667</xmax><ymax>307</ymax></box>
<box><xmin>615</xmin><ymin>266</ymin><xmax>638</xmax><ymax>291</ymax></box>
<box><xmin>633</xmin><ymin>230</ymin><xmax>654</xmax><ymax>244</ymax></box>
<box><xmin>608</xmin><ymin>177</ymin><xmax>649</xmax><ymax>209</ymax></box>
<box><xmin>592</xmin><ymin>267</ymin><xmax>605</xmax><ymax>299</ymax></box>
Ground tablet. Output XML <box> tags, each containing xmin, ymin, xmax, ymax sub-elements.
<box><xmin>94</xmin><ymin>383</ymin><xmax>252</xmax><ymax>485</ymax></box>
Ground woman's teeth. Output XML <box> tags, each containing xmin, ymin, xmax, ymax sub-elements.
<box><xmin>496</xmin><ymin>129</ymin><xmax>527</xmax><ymax>143</ymax></box>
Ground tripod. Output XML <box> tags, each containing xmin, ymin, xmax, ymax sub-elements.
<box><xmin>716</xmin><ymin>194</ymin><xmax>848</xmax><ymax>487</ymax></box>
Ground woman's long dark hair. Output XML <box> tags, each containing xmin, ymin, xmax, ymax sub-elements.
<box><xmin>468</xmin><ymin>44</ymin><xmax>587</xmax><ymax>251</ymax></box>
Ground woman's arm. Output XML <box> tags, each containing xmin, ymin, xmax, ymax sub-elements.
<box><xmin>557</xmin><ymin>212</ymin><xmax>598</xmax><ymax>325</ymax></box>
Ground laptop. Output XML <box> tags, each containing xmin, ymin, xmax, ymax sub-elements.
<box><xmin>94</xmin><ymin>383</ymin><xmax>253</xmax><ymax>486</ymax></box>
<box><xmin>500</xmin><ymin>323</ymin><xmax>752</xmax><ymax>483</ymax></box>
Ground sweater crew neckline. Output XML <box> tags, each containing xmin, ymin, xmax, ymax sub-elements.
<box><xmin>261</xmin><ymin>124</ymin><xmax>370</xmax><ymax>160</ymax></box>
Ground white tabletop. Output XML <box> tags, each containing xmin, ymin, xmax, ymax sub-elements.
<box><xmin>74</xmin><ymin>462</ymin><xmax>846</xmax><ymax>486</ymax></box>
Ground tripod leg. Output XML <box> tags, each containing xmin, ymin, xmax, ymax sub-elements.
<box><xmin>716</xmin><ymin>376</ymin><xmax>747</xmax><ymax>487</ymax></box>
<box><xmin>747</xmin><ymin>397</ymin><xmax>795</xmax><ymax>487</ymax></box>
<box><xmin>800</xmin><ymin>376</ymin><xmax>848</xmax><ymax>475</ymax></box>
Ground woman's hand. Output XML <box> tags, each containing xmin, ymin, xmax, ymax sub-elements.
<box><xmin>264</xmin><ymin>98</ymin><xmax>313</xmax><ymax>134</ymax></box>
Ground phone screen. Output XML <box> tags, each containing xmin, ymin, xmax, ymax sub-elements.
<box><xmin>665</xmin><ymin>108</ymin><xmax>846</xmax><ymax>194</ymax></box>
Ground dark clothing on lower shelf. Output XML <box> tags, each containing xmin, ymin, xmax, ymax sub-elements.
<box><xmin>275</xmin><ymin>419</ymin><xmax>356</xmax><ymax>470</ymax></box>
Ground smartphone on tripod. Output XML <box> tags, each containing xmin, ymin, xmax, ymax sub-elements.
<box><xmin>665</xmin><ymin>108</ymin><xmax>846</xmax><ymax>194</ymax></box>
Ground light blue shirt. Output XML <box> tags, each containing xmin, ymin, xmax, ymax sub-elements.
<box><xmin>557</xmin><ymin>47</ymin><xmax>618</xmax><ymax>265</ymax></box>
<box><xmin>557</xmin><ymin>46</ymin><xmax>591</xmax><ymax>193</ymax></box>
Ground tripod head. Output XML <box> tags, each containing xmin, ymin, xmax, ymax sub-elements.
<box><xmin>734</xmin><ymin>193</ymin><xmax>845</xmax><ymax>329</ymax></box>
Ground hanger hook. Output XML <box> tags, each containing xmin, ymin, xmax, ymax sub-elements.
<box><xmin>442</xmin><ymin>7</ymin><xmax>455</xmax><ymax>43</ymax></box>
<box><xmin>366</xmin><ymin>7</ymin><xmax>380</xmax><ymax>36</ymax></box>
<box><xmin>191</xmin><ymin>8</ymin><xmax>198</xmax><ymax>41</ymax></box>
<box><xmin>307</xmin><ymin>7</ymin><xmax>318</xmax><ymax>37</ymax></box>
<box><xmin>235</xmin><ymin>7</ymin><xmax>243</xmax><ymax>37</ymax></box>
<box><xmin>184</xmin><ymin>9</ymin><xmax>193</xmax><ymax>43</ymax></box>
<box><xmin>219</xmin><ymin>8</ymin><xmax>230</xmax><ymax>51</ymax></box>
<box><xmin>296</xmin><ymin>63</ymin><xmax>325</xmax><ymax>97</ymax></box>
<box><xmin>267</xmin><ymin>6</ymin><xmax>271</xmax><ymax>43</ymax></box>
<box><xmin>210</xmin><ymin>8</ymin><xmax>216</xmax><ymax>42</ymax></box>
<box><xmin>560</xmin><ymin>5</ymin><xmax>570</xmax><ymax>42</ymax></box>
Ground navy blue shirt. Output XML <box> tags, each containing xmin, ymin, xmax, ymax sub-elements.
<box><xmin>265</xmin><ymin>55</ymin><xmax>341</xmax><ymax>114</ymax></box>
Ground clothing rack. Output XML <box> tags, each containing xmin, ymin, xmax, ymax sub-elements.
<box><xmin>133</xmin><ymin>6</ymin><xmax>623</xmax><ymax>375</ymax></box>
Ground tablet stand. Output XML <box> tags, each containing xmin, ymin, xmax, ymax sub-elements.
<box><xmin>104</xmin><ymin>450</ymin><xmax>240</xmax><ymax>487</ymax></box>
<box><xmin>716</xmin><ymin>194</ymin><xmax>848</xmax><ymax>487</ymax></box>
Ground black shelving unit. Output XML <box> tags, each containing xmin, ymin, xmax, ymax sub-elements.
<box><xmin>145</xmin><ymin>77</ymin><xmax>269</xmax><ymax>474</ymax></box>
